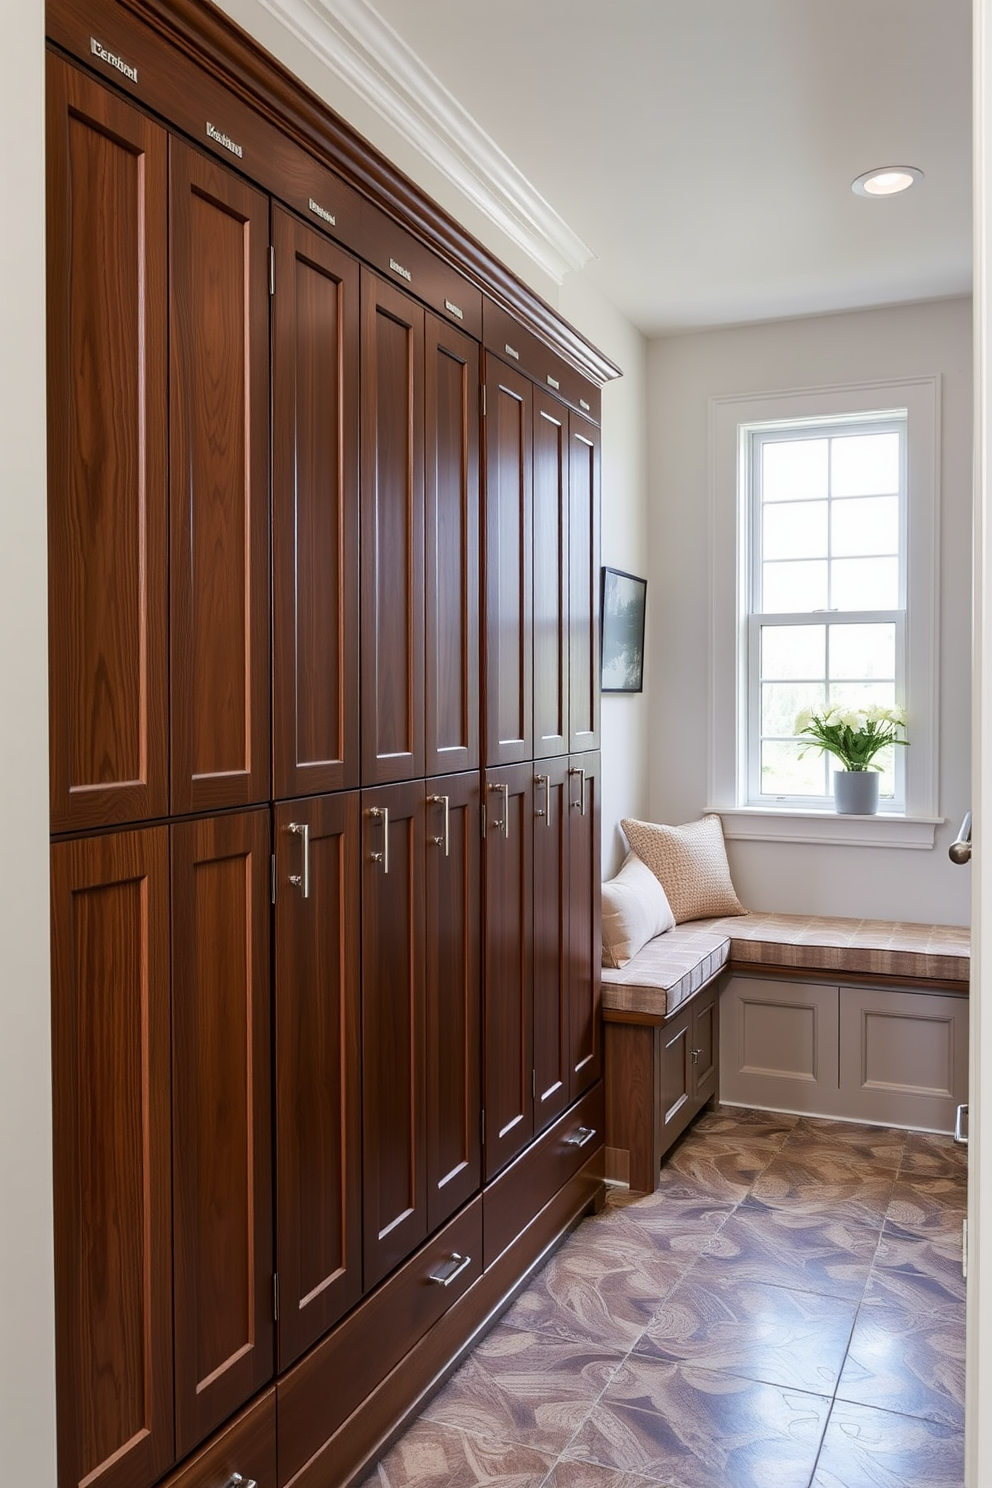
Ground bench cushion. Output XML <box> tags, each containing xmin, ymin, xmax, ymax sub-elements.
<box><xmin>705</xmin><ymin>911</ymin><xmax>970</xmax><ymax>984</ymax></box>
<box><xmin>601</xmin><ymin>921</ymin><xmax>731</xmax><ymax>1020</ymax></box>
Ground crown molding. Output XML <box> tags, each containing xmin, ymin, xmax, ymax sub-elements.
<box><xmin>251</xmin><ymin>0</ymin><xmax>594</xmax><ymax>284</ymax></box>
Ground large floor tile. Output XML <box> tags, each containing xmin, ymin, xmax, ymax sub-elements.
<box><xmin>634</xmin><ymin>1274</ymin><xmax>857</xmax><ymax>1395</ymax></box>
<box><xmin>866</xmin><ymin>1226</ymin><xmax>967</xmax><ymax>1316</ymax></box>
<box><xmin>811</xmin><ymin>1400</ymin><xmax>965</xmax><ymax>1488</ymax></box>
<box><xmin>564</xmin><ymin>1363</ymin><xmax>830</xmax><ymax>1488</ymax></box>
<box><xmin>359</xmin><ymin>1420</ymin><xmax>555</xmax><ymax>1488</ymax></box>
<box><xmin>652</xmin><ymin>1130</ymin><xmax>783</xmax><ymax>1202</ymax></box>
<box><xmin>543</xmin><ymin>1462</ymin><xmax>659</xmax><ymax>1488</ymax></box>
<box><xmin>750</xmin><ymin>1153</ymin><xmax>895</xmax><ymax>1227</ymax></box>
<box><xmin>901</xmin><ymin>1129</ymin><xmax>969</xmax><ymax>1179</ymax></box>
<box><xmin>597</xmin><ymin>1193</ymin><xmax>735</xmax><ymax>1259</ymax></box>
<box><xmin>835</xmin><ymin>1299</ymin><xmax>965</xmax><ymax>1428</ymax></box>
<box><xmin>693</xmin><ymin>1199</ymin><xmax>879</xmax><ymax>1302</ymax></box>
<box><xmin>885</xmin><ymin>1176</ymin><xmax>967</xmax><ymax>1240</ymax></box>
<box><xmin>786</xmin><ymin>1117</ymin><xmax>908</xmax><ymax>1170</ymax></box>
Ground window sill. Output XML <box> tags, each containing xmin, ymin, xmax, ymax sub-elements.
<box><xmin>708</xmin><ymin>806</ymin><xmax>942</xmax><ymax>850</ymax></box>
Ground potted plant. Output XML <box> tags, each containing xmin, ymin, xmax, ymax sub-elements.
<box><xmin>793</xmin><ymin>704</ymin><xmax>909</xmax><ymax>814</ymax></box>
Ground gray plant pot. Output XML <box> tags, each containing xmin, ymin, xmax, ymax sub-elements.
<box><xmin>833</xmin><ymin>769</ymin><xmax>880</xmax><ymax>815</ymax></box>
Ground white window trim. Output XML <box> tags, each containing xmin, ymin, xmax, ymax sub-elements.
<box><xmin>707</xmin><ymin>377</ymin><xmax>941</xmax><ymax>849</ymax></box>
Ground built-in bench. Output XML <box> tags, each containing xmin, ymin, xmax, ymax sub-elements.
<box><xmin>603</xmin><ymin>913</ymin><xmax>970</xmax><ymax>1193</ymax></box>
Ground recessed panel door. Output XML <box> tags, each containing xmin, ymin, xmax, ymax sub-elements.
<box><xmin>533</xmin><ymin>393</ymin><xmax>568</xmax><ymax>760</ymax></box>
<box><xmin>568</xmin><ymin>416</ymin><xmax>601</xmax><ymax>753</ymax></box>
<box><xmin>532</xmin><ymin>756</ymin><xmax>570</xmax><ymax>1133</ymax></box>
<box><xmin>484</xmin><ymin>357</ymin><xmax>533</xmax><ymax>766</ymax></box>
<box><xmin>567</xmin><ymin>751</ymin><xmax>602</xmax><ymax>1100</ymax></box>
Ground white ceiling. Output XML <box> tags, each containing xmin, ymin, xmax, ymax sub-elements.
<box><xmin>353</xmin><ymin>0</ymin><xmax>972</xmax><ymax>335</ymax></box>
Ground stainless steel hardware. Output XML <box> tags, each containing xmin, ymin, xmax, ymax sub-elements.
<box><xmin>580</xmin><ymin>397</ymin><xmax>591</xmax><ymax>412</ymax></box>
<box><xmin>565</xmin><ymin>1125</ymin><xmax>596</xmax><ymax>1148</ymax></box>
<box><xmin>287</xmin><ymin>822</ymin><xmax>310</xmax><ymax>899</ymax></box>
<box><xmin>308</xmin><ymin>196</ymin><xmax>336</xmax><ymax>226</ymax></box>
<box><xmin>534</xmin><ymin>773</ymin><xmax>551</xmax><ymax>826</ymax></box>
<box><xmin>488</xmin><ymin>782</ymin><xmax>509</xmax><ymax>838</ymax></box>
<box><xmin>546</xmin><ymin>374</ymin><xmax>560</xmax><ymax>389</ymax></box>
<box><xmin>389</xmin><ymin>256</ymin><xmax>412</xmax><ymax>282</ymax></box>
<box><xmin>223</xmin><ymin>1475</ymin><xmax>257</xmax><ymax>1488</ymax></box>
<box><xmin>504</xmin><ymin>342</ymin><xmax>520</xmax><ymax>360</ymax></box>
<box><xmin>90</xmin><ymin>36</ymin><xmax>138</xmax><ymax>83</ymax></box>
<box><xmin>428</xmin><ymin>793</ymin><xmax>450</xmax><ymax>856</ymax></box>
<box><xmin>429</xmin><ymin>1252</ymin><xmax>472</xmax><ymax>1287</ymax></box>
<box><xmin>206</xmin><ymin>121</ymin><xmax>243</xmax><ymax>159</ymax></box>
<box><xmin>369</xmin><ymin>806</ymin><xmax>389</xmax><ymax>873</ymax></box>
<box><xmin>444</xmin><ymin>298</ymin><xmax>464</xmax><ymax>320</ymax></box>
<box><xmin>955</xmin><ymin>1103</ymin><xmax>969</xmax><ymax>1145</ymax></box>
<box><xmin>691</xmin><ymin>1048</ymin><xmax>700</xmax><ymax>1064</ymax></box>
<box><xmin>269</xmin><ymin>244</ymin><xmax>275</xmax><ymax>295</ymax></box>
<box><xmin>569</xmin><ymin>767</ymin><xmax>586</xmax><ymax>816</ymax></box>
<box><xmin>949</xmin><ymin>811</ymin><xmax>972</xmax><ymax>865</ymax></box>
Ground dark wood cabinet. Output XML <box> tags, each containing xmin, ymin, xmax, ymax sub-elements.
<box><xmin>171</xmin><ymin>809</ymin><xmax>274</xmax><ymax>1455</ymax></box>
<box><xmin>274</xmin><ymin>793</ymin><xmax>362</xmax><ymax>1370</ymax></box>
<box><xmin>271</xmin><ymin>206</ymin><xmax>360</xmax><ymax>800</ymax></box>
<box><xmin>169</xmin><ymin>139</ymin><xmax>271</xmax><ymax>816</ymax></box>
<box><xmin>533</xmin><ymin>392</ymin><xmax>569</xmax><ymax>760</ymax></box>
<box><xmin>568</xmin><ymin>418</ymin><xmax>601</xmax><ymax>754</ymax></box>
<box><xmin>567</xmin><ymin>751</ymin><xmax>602</xmax><ymax>1099</ymax></box>
<box><xmin>46</xmin><ymin>56</ymin><xmax>169</xmax><ymax>833</ymax></box>
<box><xmin>361</xmin><ymin>272</ymin><xmax>426</xmax><ymax>785</ymax></box>
<box><xmin>50</xmin><ymin>827</ymin><xmax>174</xmax><ymax>1488</ymax></box>
<box><xmin>532</xmin><ymin>757</ymin><xmax>571</xmax><ymax>1134</ymax></box>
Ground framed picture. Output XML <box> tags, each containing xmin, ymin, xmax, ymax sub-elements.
<box><xmin>601</xmin><ymin>567</ymin><xmax>647</xmax><ymax>693</ymax></box>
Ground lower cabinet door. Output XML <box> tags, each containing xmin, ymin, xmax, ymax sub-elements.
<box><xmin>50</xmin><ymin>827</ymin><xmax>175</xmax><ymax>1488</ymax></box>
<box><xmin>274</xmin><ymin>793</ymin><xmax>363</xmax><ymax>1370</ymax></box>
<box><xmin>532</xmin><ymin>756</ymin><xmax>570</xmax><ymax>1134</ymax></box>
<box><xmin>171</xmin><ymin>810</ymin><xmax>274</xmax><ymax>1455</ymax></box>
<box><xmin>161</xmin><ymin>1388</ymin><xmax>275</xmax><ymax>1488</ymax></box>
<box><xmin>567</xmin><ymin>751</ymin><xmax>601</xmax><ymax>1100</ymax></box>
<box><xmin>658</xmin><ymin>1007</ymin><xmax>692</xmax><ymax>1142</ymax></box>
<box><xmin>691</xmin><ymin>984</ymin><xmax>719</xmax><ymax>1107</ymax></box>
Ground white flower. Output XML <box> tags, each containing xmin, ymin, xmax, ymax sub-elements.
<box><xmin>865</xmin><ymin>704</ymin><xmax>886</xmax><ymax>723</ymax></box>
<box><xmin>794</xmin><ymin>707</ymin><xmax>813</xmax><ymax>732</ymax></box>
<box><xmin>840</xmin><ymin>710</ymin><xmax>863</xmax><ymax>730</ymax></box>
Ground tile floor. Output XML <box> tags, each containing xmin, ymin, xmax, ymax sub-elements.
<box><xmin>359</xmin><ymin>1106</ymin><xmax>967</xmax><ymax>1488</ymax></box>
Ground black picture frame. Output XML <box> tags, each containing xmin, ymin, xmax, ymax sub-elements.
<box><xmin>600</xmin><ymin>567</ymin><xmax>647</xmax><ymax>693</ymax></box>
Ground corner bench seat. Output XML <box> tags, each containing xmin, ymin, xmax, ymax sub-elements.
<box><xmin>603</xmin><ymin>912</ymin><xmax>970</xmax><ymax>1192</ymax></box>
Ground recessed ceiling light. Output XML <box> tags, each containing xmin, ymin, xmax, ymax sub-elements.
<box><xmin>852</xmin><ymin>166</ymin><xmax>924</xmax><ymax>197</ymax></box>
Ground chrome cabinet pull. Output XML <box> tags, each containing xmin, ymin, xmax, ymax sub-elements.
<box><xmin>534</xmin><ymin>773</ymin><xmax>551</xmax><ymax>826</ymax></box>
<box><xmin>368</xmin><ymin>806</ymin><xmax>389</xmax><ymax>873</ymax></box>
<box><xmin>488</xmin><ymin>782</ymin><xmax>509</xmax><ymax>838</ymax></box>
<box><xmin>287</xmin><ymin>822</ymin><xmax>310</xmax><ymax>899</ymax></box>
<box><xmin>428</xmin><ymin>1251</ymin><xmax>472</xmax><ymax>1287</ymax></box>
<box><xmin>565</xmin><ymin>1125</ymin><xmax>596</xmax><ymax>1148</ymax></box>
<box><xmin>428</xmin><ymin>793</ymin><xmax>450</xmax><ymax>856</ymax></box>
<box><xmin>949</xmin><ymin>811</ymin><xmax>972</xmax><ymax>864</ymax></box>
<box><xmin>569</xmin><ymin>767</ymin><xmax>586</xmax><ymax>816</ymax></box>
<box><xmin>223</xmin><ymin>1476</ymin><xmax>257</xmax><ymax>1488</ymax></box>
<box><xmin>955</xmin><ymin>1103</ymin><xmax>969</xmax><ymax>1145</ymax></box>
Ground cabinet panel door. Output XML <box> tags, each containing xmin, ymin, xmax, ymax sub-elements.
<box><xmin>483</xmin><ymin>763</ymin><xmax>534</xmax><ymax>1179</ymax></box>
<box><xmin>47</xmin><ymin>57</ymin><xmax>169</xmax><ymax>832</ymax></box>
<box><xmin>484</xmin><ymin>357</ymin><xmax>533</xmax><ymax>765</ymax></box>
<box><xmin>362</xmin><ymin>780</ymin><xmax>427</xmax><ymax>1285</ymax></box>
<box><xmin>425</xmin><ymin>771</ymin><xmax>482</xmax><ymax>1230</ymax></box>
<box><xmin>170</xmin><ymin>139</ymin><xmax>271</xmax><ymax>814</ymax></box>
<box><xmin>692</xmin><ymin>985</ymin><xmax>719</xmax><ymax>1107</ymax></box>
<box><xmin>425</xmin><ymin>315</ymin><xmax>480</xmax><ymax>776</ymax></box>
<box><xmin>658</xmin><ymin>1009</ymin><xmax>692</xmax><ymax>1141</ymax></box>
<box><xmin>568</xmin><ymin>416</ymin><xmax>601</xmax><ymax>753</ymax></box>
<box><xmin>533</xmin><ymin>393</ymin><xmax>569</xmax><ymax>760</ymax></box>
<box><xmin>567</xmin><ymin>751</ymin><xmax>602</xmax><ymax>1100</ymax></box>
<box><xmin>272</xmin><ymin>206</ymin><xmax>360</xmax><ymax>799</ymax></box>
<box><xmin>274</xmin><ymin>793</ymin><xmax>362</xmax><ymax>1370</ymax></box>
<box><xmin>51</xmin><ymin>828</ymin><xmax>174</xmax><ymax>1488</ymax></box>
<box><xmin>532</xmin><ymin>757</ymin><xmax>570</xmax><ymax>1133</ymax></box>
<box><xmin>361</xmin><ymin>271</ymin><xmax>425</xmax><ymax>785</ymax></box>
<box><xmin>171</xmin><ymin>810</ymin><xmax>273</xmax><ymax>1455</ymax></box>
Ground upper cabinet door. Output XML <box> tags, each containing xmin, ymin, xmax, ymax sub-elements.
<box><xmin>532</xmin><ymin>756</ymin><xmax>570</xmax><ymax>1135</ymax></box>
<box><xmin>272</xmin><ymin>207</ymin><xmax>360</xmax><ymax>800</ymax></box>
<box><xmin>533</xmin><ymin>392</ymin><xmax>569</xmax><ymax>760</ymax></box>
<box><xmin>425</xmin><ymin>314</ymin><xmax>480</xmax><ymax>777</ymax></box>
<box><xmin>567</xmin><ymin>751</ymin><xmax>602</xmax><ymax>1100</ymax></box>
<box><xmin>170</xmin><ymin>139</ymin><xmax>271</xmax><ymax>815</ymax></box>
<box><xmin>361</xmin><ymin>271</ymin><xmax>426</xmax><ymax>785</ymax></box>
<box><xmin>50</xmin><ymin>827</ymin><xmax>174</xmax><ymax>1488</ymax></box>
<box><xmin>568</xmin><ymin>416</ymin><xmax>601</xmax><ymax>753</ymax></box>
<box><xmin>47</xmin><ymin>57</ymin><xmax>169</xmax><ymax>833</ymax></box>
<box><xmin>484</xmin><ymin>357</ymin><xmax>533</xmax><ymax>766</ymax></box>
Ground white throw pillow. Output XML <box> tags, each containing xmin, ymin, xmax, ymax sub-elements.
<box><xmin>620</xmin><ymin>814</ymin><xmax>746</xmax><ymax>925</ymax></box>
<box><xmin>601</xmin><ymin>851</ymin><xmax>676</xmax><ymax>968</ymax></box>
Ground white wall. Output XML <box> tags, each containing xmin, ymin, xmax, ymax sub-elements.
<box><xmin>648</xmin><ymin>297</ymin><xmax>972</xmax><ymax>924</ymax></box>
<box><xmin>0</xmin><ymin>0</ymin><xmax>57</xmax><ymax>1483</ymax></box>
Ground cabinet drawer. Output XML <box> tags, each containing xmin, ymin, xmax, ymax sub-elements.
<box><xmin>278</xmin><ymin>1197</ymin><xmax>482</xmax><ymax>1486</ymax></box>
<box><xmin>363</xmin><ymin>200</ymin><xmax>482</xmax><ymax>337</ymax></box>
<box><xmin>483</xmin><ymin>298</ymin><xmax>600</xmax><ymax>421</ymax></box>
<box><xmin>162</xmin><ymin>1389</ymin><xmax>275</xmax><ymax>1488</ymax></box>
<box><xmin>483</xmin><ymin>1082</ymin><xmax>604</xmax><ymax>1267</ymax></box>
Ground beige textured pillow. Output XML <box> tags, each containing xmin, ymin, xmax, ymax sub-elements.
<box><xmin>620</xmin><ymin>814</ymin><xmax>746</xmax><ymax>924</ymax></box>
<box><xmin>601</xmin><ymin>851</ymin><xmax>676</xmax><ymax>969</ymax></box>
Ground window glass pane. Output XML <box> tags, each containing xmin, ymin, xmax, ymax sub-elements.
<box><xmin>825</xmin><ymin>681</ymin><xmax>896</xmax><ymax>713</ymax></box>
<box><xmin>763</xmin><ymin>560</ymin><xmax>828</xmax><ymax>612</ymax></box>
<box><xmin>761</xmin><ymin>682</ymin><xmax>826</xmax><ymax>738</ymax></box>
<box><xmin>831</xmin><ymin>496</ymin><xmax>899</xmax><ymax>558</ymax></box>
<box><xmin>762</xmin><ymin>501</ymin><xmax>828</xmax><ymax>561</ymax></box>
<box><xmin>828</xmin><ymin>623</ymin><xmax>896</xmax><ymax>681</ymax></box>
<box><xmin>761</xmin><ymin>624</ymin><xmax>826</xmax><ymax>680</ymax></box>
<box><xmin>761</xmin><ymin>740</ymin><xmax>827</xmax><ymax>797</ymax></box>
<box><xmin>762</xmin><ymin>439</ymin><xmax>828</xmax><ymax>502</ymax></box>
<box><xmin>831</xmin><ymin>432</ymin><xmax>900</xmax><ymax>496</ymax></box>
<box><xmin>830</xmin><ymin>556</ymin><xmax>899</xmax><ymax>609</ymax></box>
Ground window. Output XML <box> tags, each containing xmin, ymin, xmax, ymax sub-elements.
<box><xmin>709</xmin><ymin>379</ymin><xmax>939</xmax><ymax>849</ymax></box>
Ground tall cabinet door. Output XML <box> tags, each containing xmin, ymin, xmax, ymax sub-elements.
<box><xmin>425</xmin><ymin>314</ymin><xmax>480</xmax><ymax>776</ymax></box>
<box><xmin>532</xmin><ymin>757</ymin><xmax>570</xmax><ymax>1134</ymax></box>
<box><xmin>484</xmin><ymin>356</ymin><xmax>533</xmax><ymax>766</ymax></box>
<box><xmin>171</xmin><ymin>809</ymin><xmax>273</xmax><ymax>1456</ymax></box>
<box><xmin>425</xmin><ymin>771</ymin><xmax>482</xmax><ymax>1230</ymax></box>
<box><xmin>533</xmin><ymin>392</ymin><xmax>569</xmax><ymax>760</ymax></box>
<box><xmin>274</xmin><ymin>793</ymin><xmax>362</xmax><ymax>1370</ymax></box>
<box><xmin>568</xmin><ymin>416</ymin><xmax>601</xmax><ymax>753</ymax></box>
<box><xmin>361</xmin><ymin>272</ymin><xmax>426</xmax><ymax>785</ymax></box>
<box><xmin>567</xmin><ymin>752</ymin><xmax>602</xmax><ymax>1100</ymax></box>
<box><xmin>170</xmin><ymin>140</ymin><xmax>271</xmax><ymax>815</ymax></box>
<box><xmin>51</xmin><ymin>828</ymin><xmax>174</xmax><ymax>1488</ymax></box>
<box><xmin>362</xmin><ymin>780</ymin><xmax>427</xmax><ymax>1286</ymax></box>
<box><xmin>483</xmin><ymin>762</ymin><xmax>534</xmax><ymax>1179</ymax></box>
<box><xmin>272</xmin><ymin>206</ymin><xmax>360</xmax><ymax>799</ymax></box>
<box><xmin>46</xmin><ymin>57</ymin><xmax>169</xmax><ymax>833</ymax></box>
